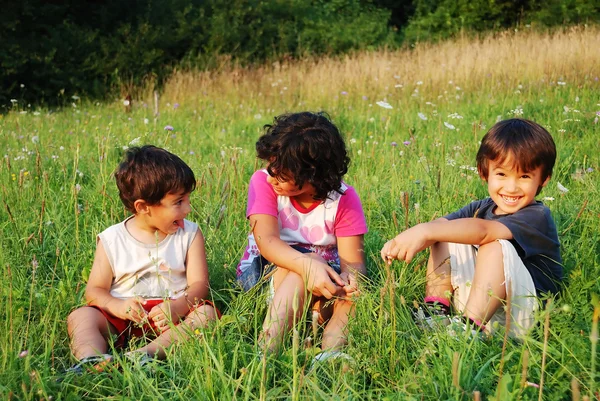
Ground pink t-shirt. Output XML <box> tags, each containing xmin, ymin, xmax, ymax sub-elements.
<box><xmin>237</xmin><ymin>170</ymin><xmax>368</xmax><ymax>277</ymax></box>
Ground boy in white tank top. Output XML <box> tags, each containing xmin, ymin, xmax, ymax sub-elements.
<box><xmin>66</xmin><ymin>145</ymin><xmax>219</xmax><ymax>374</ymax></box>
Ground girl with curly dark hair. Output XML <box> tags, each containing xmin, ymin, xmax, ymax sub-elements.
<box><xmin>238</xmin><ymin>112</ymin><xmax>367</xmax><ymax>361</ymax></box>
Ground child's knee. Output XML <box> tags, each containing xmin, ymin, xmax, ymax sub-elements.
<box><xmin>67</xmin><ymin>306</ymin><xmax>97</xmax><ymax>330</ymax></box>
<box><xmin>478</xmin><ymin>241</ymin><xmax>504</xmax><ymax>258</ymax></box>
<box><xmin>187</xmin><ymin>304</ymin><xmax>218</xmax><ymax>326</ymax></box>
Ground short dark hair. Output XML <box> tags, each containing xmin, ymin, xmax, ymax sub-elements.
<box><xmin>256</xmin><ymin>111</ymin><xmax>350</xmax><ymax>201</ymax></box>
<box><xmin>114</xmin><ymin>145</ymin><xmax>196</xmax><ymax>213</ymax></box>
<box><xmin>476</xmin><ymin>118</ymin><xmax>556</xmax><ymax>182</ymax></box>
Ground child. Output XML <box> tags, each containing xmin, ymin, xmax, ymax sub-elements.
<box><xmin>381</xmin><ymin>118</ymin><xmax>562</xmax><ymax>337</ymax></box>
<box><xmin>67</xmin><ymin>145</ymin><xmax>219</xmax><ymax>372</ymax></box>
<box><xmin>237</xmin><ymin>111</ymin><xmax>367</xmax><ymax>357</ymax></box>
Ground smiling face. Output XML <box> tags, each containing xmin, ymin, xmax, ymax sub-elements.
<box><xmin>144</xmin><ymin>191</ymin><xmax>192</xmax><ymax>235</ymax></box>
<box><xmin>483</xmin><ymin>155</ymin><xmax>550</xmax><ymax>215</ymax></box>
<box><xmin>266</xmin><ymin>170</ymin><xmax>316</xmax><ymax>205</ymax></box>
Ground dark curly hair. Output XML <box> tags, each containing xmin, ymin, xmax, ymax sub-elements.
<box><xmin>477</xmin><ymin>118</ymin><xmax>556</xmax><ymax>185</ymax></box>
<box><xmin>256</xmin><ymin>111</ymin><xmax>350</xmax><ymax>201</ymax></box>
<box><xmin>114</xmin><ymin>145</ymin><xmax>196</xmax><ymax>213</ymax></box>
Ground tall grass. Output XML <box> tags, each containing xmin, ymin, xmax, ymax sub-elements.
<box><xmin>0</xmin><ymin>26</ymin><xmax>599</xmax><ymax>399</ymax></box>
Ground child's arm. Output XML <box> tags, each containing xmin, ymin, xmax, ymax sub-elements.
<box><xmin>148</xmin><ymin>229</ymin><xmax>210</xmax><ymax>332</ymax></box>
<box><xmin>337</xmin><ymin>234</ymin><xmax>366</xmax><ymax>298</ymax></box>
<box><xmin>86</xmin><ymin>240</ymin><xmax>148</xmax><ymax>323</ymax></box>
<box><xmin>250</xmin><ymin>213</ymin><xmax>347</xmax><ymax>299</ymax></box>
<box><xmin>381</xmin><ymin>217</ymin><xmax>512</xmax><ymax>264</ymax></box>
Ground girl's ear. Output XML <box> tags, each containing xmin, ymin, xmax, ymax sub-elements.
<box><xmin>134</xmin><ymin>199</ymin><xmax>149</xmax><ymax>214</ymax></box>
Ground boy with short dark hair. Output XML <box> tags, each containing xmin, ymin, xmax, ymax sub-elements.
<box><xmin>381</xmin><ymin>118</ymin><xmax>562</xmax><ymax>337</ymax></box>
<box><xmin>67</xmin><ymin>145</ymin><xmax>219</xmax><ymax>373</ymax></box>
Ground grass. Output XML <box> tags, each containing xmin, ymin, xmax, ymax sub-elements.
<box><xmin>1</xmin><ymin>26</ymin><xmax>599</xmax><ymax>400</ymax></box>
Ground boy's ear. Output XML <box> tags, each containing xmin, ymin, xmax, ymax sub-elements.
<box><xmin>541</xmin><ymin>175</ymin><xmax>551</xmax><ymax>187</ymax></box>
<box><xmin>133</xmin><ymin>199</ymin><xmax>150</xmax><ymax>214</ymax></box>
<box><xmin>478</xmin><ymin>167</ymin><xmax>487</xmax><ymax>181</ymax></box>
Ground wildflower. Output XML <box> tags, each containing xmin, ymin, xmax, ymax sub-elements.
<box><xmin>10</xmin><ymin>99</ymin><xmax>17</xmax><ymax>104</ymax></box>
<box><xmin>31</xmin><ymin>136</ymin><xmax>39</xmax><ymax>144</ymax></box>
<box><xmin>395</xmin><ymin>84</ymin><xmax>403</xmax><ymax>88</ymax></box>
<box><xmin>75</xmin><ymin>184</ymin><xmax>82</xmax><ymax>193</ymax></box>
<box><xmin>173</xmin><ymin>103</ymin><xmax>180</xmax><ymax>109</ymax></box>
<box><xmin>443</xmin><ymin>122</ymin><xmax>455</xmax><ymax>130</ymax></box>
<box><xmin>129</xmin><ymin>137</ymin><xmax>141</xmax><ymax>147</ymax></box>
<box><xmin>390</xmin><ymin>142</ymin><xmax>398</xmax><ymax>147</ymax></box>
<box><xmin>123</xmin><ymin>99</ymin><xmax>130</xmax><ymax>106</ymax></box>
<box><xmin>416</xmin><ymin>81</ymin><xmax>423</xmax><ymax>85</ymax></box>
<box><xmin>403</xmin><ymin>141</ymin><xmax>411</xmax><ymax>146</ymax></box>
<box><xmin>376</xmin><ymin>101</ymin><xmax>392</xmax><ymax>109</ymax></box>
<box><xmin>341</xmin><ymin>91</ymin><xmax>348</xmax><ymax>95</ymax></box>
<box><xmin>362</xmin><ymin>96</ymin><xmax>368</xmax><ymax>100</ymax></box>
<box><xmin>510</xmin><ymin>106</ymin><xmax>524</xmax><ymax>116</ymax></box>
<box><xmin>350</xmin><ymin>138</ymin><xmax>357</xmax><ymax>144</ymax></box>
<box><xmin>164</xmin><ymin>125</ymin><xmax>174</xmax><ymax>131</ymax></box>
<box><xmin>418</xmin><ymin>112</ymin><xmax>427</xmax><ymax>121</ymax></box>
<box><xmin>557</xmin><ymin>81</ymin><xmax>566</xmax><ymax>86</ymax></box>
<box><xmin>447</xmin><ymin>113</ymin><xmax>463</xmax><ymax>119</ymax></box>
<box><xmin>557</xmin><ymin>182</ymin><xmax>569</xmax><ymax>193</ymax></box>
<box><xmin>254</xmin><ymin>114</ymin><xmax>262</xmax><ymax>120</ymax></box>
<box><xmin>586</xmin><ymin>167</ymin><xmax>593</xmax><ymax>173</ymax></box>
<box><xmin>19</xmin><ymin>350</ymin><xmax>29</xmax><ymax>358</ymax></box>
<box><xmin>543</xmin><ymin>197</ymin><xmax>555</xmax><ymax>201</ymax></box>
<box><xmin>143</xmin><ymin>118</ymin><xmax>149</xmax><ymax>125</ymax></box>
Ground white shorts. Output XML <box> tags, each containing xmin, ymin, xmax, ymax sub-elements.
<box><xmin>449</xmin><ymin>240</ymin><xmax>538</xmax><ymax>337</ymax></box>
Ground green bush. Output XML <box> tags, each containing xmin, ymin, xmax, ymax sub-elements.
<box><xmin>403</xmin><ymin>0</ymin><xmax>599</xmax><ymax>44</ymax></box>
<box><xmin>0</xmin><ymin>0</ymin><xmax>391</xmax><ymax>109</ymax></box>
<box><xmin>1</xmin><ymin>0</ymin><xmax>597</xmax><ymax>109</ymax></box>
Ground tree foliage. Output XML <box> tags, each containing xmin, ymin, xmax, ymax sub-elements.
<box><xmin>0</xmin><ymin>0</ymin><xmax>597</xmax><ymax>108</ymax></box>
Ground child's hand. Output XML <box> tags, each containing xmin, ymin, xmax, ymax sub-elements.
<box><xmin>381</xmin><ymin>224</ymin><xmax>431</xmax><ymax>264</ymax></box>
<box><xmin>340</xmin><ymin>272</ymin><xmax>360</xmax><ymax>299</ymax></box>
<box><xmin>304</xmin><ymin>263</ymin><xmax>347</xmax><ymax>299</ymax></box>
<box><xmin>117</xmin><ymin>297</ymin><xmax>148</xmax><ymax>323</ymax></box>
<box><xmin>148</xmin><ymin>301</ymin><xmax>180</xmax><ymax>332</ymax></box>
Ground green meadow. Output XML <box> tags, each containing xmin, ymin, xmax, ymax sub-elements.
<box><xmin>1</xmin><ymin>27</ymin><xmax>599</xmax><ymax>400</ymax></box>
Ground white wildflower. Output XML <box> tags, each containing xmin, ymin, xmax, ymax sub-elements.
<box><xmin>418</xmin><ymin>112</ymin><xmax>427</xmax><ymax>121</ymax></box>
<box><xmin>376</xmin><ymin>101</ymin><xmax>393</xmax><ymax>109</ymax></box>
<box><xmin>443</xmin><ymin>122</ymin><xmax>455</xmax><ymax>130</ymax></box>
<box><xmin>557</xmin><ymin>182</ymin><xmax>569</xmax><ymax>193</ymax></box>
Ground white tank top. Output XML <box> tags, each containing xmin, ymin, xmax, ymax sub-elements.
<box><xmin>98</xmin><ymin>216</ymin><xmax>198</xmax><ymax>299</ymax></box>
